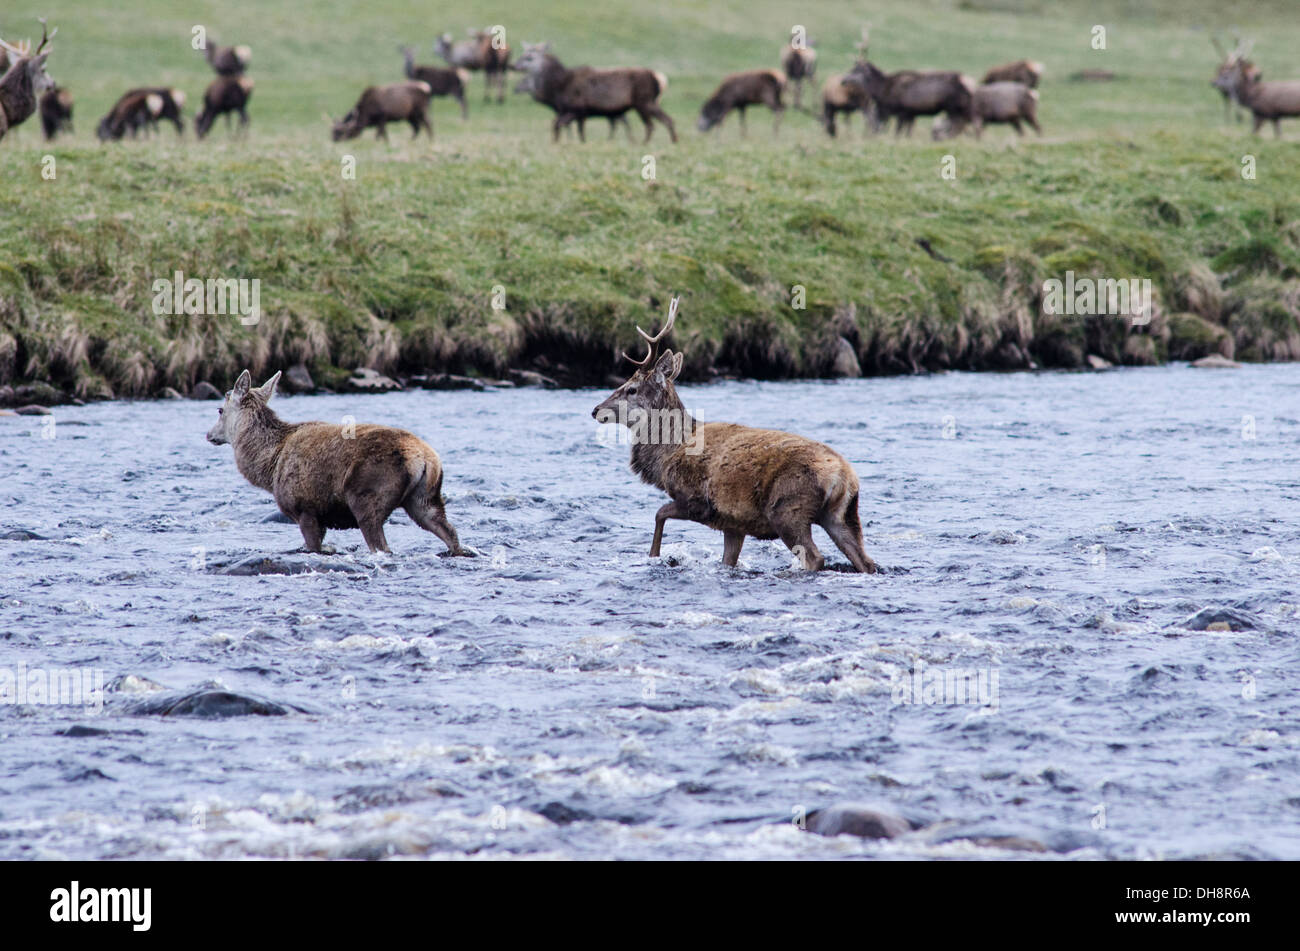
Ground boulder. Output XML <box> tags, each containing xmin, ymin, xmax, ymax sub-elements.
<box><xmin>191</xmin><ymin>381</ymin><xmax>223</xmax><ymax>400</ymax></box>
<box><xmin>159</xmin><ymin>387</ymin><xmax>185</xmax><ymax>400</ymax></box>
<box><xmin>344</xmin><ymin>367</ymin><xmax>402</xmax><ymax>393</ymax></box>
<box><xmin>410</xmin><ymin>373</ymin><xmax>489</xmax><ymax>391</ymax></box>
<box><xmin>14</xmin><ymin>404</ymin><xmax>51</xmax><ymax>415</ymax></box>
<box><xmin>509</xmin><ymin>369</ymin><xmax>559</xmax><ymax>388</ymax></box>
<box><xmin>828</xmin><ymin>336</ymin><xmax>862</xmax><ymax>378</ymax></box>
<box><xmin>13</xmin><ymin>381</ymin><xmax>66</xmax><ymax>406</ymax></box>
<box><xmin>1085</xmin><ymin>354</ymin><xmax>1113</xmax><ymax>370</ymax></box>
<box><xmin>283</xmin><ymin>363</ymin><xmax>316</xmax><ymax>394</ymax></box>
<box><xmin>1191</xmin><ymin>354</ymin><xmax>1242</xmax><ymax>369</ymax></box>
<box><xmin>804</xmin><ymin>803</ymin><xmax>912</xmax><ymax>839</ymax></box>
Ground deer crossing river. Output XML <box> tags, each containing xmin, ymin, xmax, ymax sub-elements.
<box><xmin>1</xmin><ymin>366</ymin><xmax>1298</xmax><ymax>859</ymax></box>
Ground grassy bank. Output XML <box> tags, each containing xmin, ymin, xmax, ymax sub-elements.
<box><xmin>2</xmin><ymin>0</ymin><xmax>1298</xmax><ymax>400</ymax></box>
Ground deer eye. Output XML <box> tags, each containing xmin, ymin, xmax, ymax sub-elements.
<box><xmin>626</xmin><ymin>386</ymin><xmax>638</xmax><ymax>395</ymax></box>
<box><xmin>218</xmin><ymin>408</ymin><xmax>224</xmax><ymax>415</ymax></box>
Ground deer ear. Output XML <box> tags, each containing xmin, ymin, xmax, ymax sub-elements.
<box><xmin>258</xmin><ymin>371</ymin><xmax>281</xmax><ymax>399</ymax></box>
<box><xmin>232</xmin><ymin>370</ymin><xmax>252</xmax><ymax>399</ymax></box>
<box><xmin>671</xmin><ymin>351</ymin><xmax>684</xmax><ymax>381</ymax></box>
<box><xmin>653</xmin><ymin>349</ymin><xmax>677</xmax><ymax>382</ymax></box>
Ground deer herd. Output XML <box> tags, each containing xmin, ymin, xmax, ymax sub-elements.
<box><xmin>3</xmin><ymin>18</ymin><xmax>1299</xmax><ymax>146</ymax></box>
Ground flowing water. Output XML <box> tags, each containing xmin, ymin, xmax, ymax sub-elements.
<box><xmin>2</xmin><ymin>366</ymin><xmax>1299</xmax><ymax>860</ymax></box>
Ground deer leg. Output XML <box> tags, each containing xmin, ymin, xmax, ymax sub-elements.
<box><xmin>404</xmin><ymin>500</ymin><xmax>471</xmax><ymax>556</ymax></box>
<box><xmin>722</xmin><ymin>531</ymin><xmax>746</xmax><ymax>567</ymax></box>
<box><xmin>1252</xmin><ymin>115</ymin><xmax>1264</xmax><ymax>135</ymax></box>
<box><xmin>577</xmin><ymin>116</ymin><xmax>587</xmax><ymax>143</ymax></box>
<box><xmin>636</xmin><ymin>108</ymin><xmax>655</xmax><ymax>143</ymax></box>
<box><xmin>737</xmin><ymin>107</ymin><xmax>748</xmax><ymax>137</ymax></box>
<box><xmin>298</xmin><ymin>513</ymin><xmax>326</xmax><ymax>554</ymax></box>
<box><xmin>647</xmin><ymin>105</ymin><xmax>677</xmax><ymax>143</ymax></box>
<box><xmin>1010</xmin><ymin>118</ymin><xmax>1023</xmax><ymax>136</ymax></box>
<box><xmin>459</xmin><ymin>94</ymin><xmax>468</xmax><ymax>120</ymax></box>
<box><xmin>1274</xmin><ymin>118</ymin><xmax>1283</xmax><ymax>138</ymax></box>
<box><xmin>776</xmin><ymin>522</ymin><xmax>825</xmax><ymax>571</ymax></box>
<box><xmin>650</xmin><ymin>500</ymin><xmax>685</xmax><ymax>557</ymax></box>
<box><xmin>1026</xmin><ymin>113</ymin><xmax>1041</xmax><ymax>134</ymax></box>
<box><xmin>819</xmin><ymin>514</ymin><xmax>879</xmax><ymax>574</ymax></box>
<box><xmin>358</xmin><ymin>518</ymin><xmax>390</xmax><ymax>553</ymax></box>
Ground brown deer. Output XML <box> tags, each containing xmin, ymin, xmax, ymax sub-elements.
<box><xmin>0</xmin><ymin>18</ymin><xmax>56</xmax><ymax>143</ymax></box>
<box><xmin>696</xmin><ymin>70</ymin><xmax>786</xmax><ymax>135</ymax></box>
<box><xmin>820</xmin><ymin>72</ymin><xmax>872</xmax><ymax>137</ymax></box>
<box><xmin>513</xmin><ymin>58</ymin><xmax>632</xmax><ymax>140</ymax></box>
<box><xmin>592</xmin><ymin>300</ymin><xmax>878</xmax><ymax>573</ymax></box>
<box><xmin>402</xmin><ymin>46</ymin><xmax>469</xmax><ymax>119</ymax></box>
<box><xmin>202</xmin><ymin>38</ymin><xmax>251</xmax><ymax>76</ymax></box>
<box><xmin>206</xmin><ymin>371</ymin><xmax>472</xmax><ymax>556</ymax></box>
<box><xmin>512</xmin><ymin>44</ymin><xmax>676</xmax><ymax>143</ymax></box>
<box><xmin>981</xmin><ymin>59</ymin><xmax>1043</xmax><ymax>88</ymax></box>
<box><xmin>329</xmin><ymin>81</ymin><xmax>433</xmax><ymax>141</ymax></box>
<box><xmin>843</xmin><ymin>61</ymin><xmax>974</xmax><ymax>137</ymax></box>
<box><xmin>436</xmin><ymin>29</ymin><xmax>510</xmax><ymax>103</ymax></box>
<box><xmin>1220</xmin><ymin>53</ymin><xmax>1300</xmax><ymax>138</ymax></box>
<box><xmin>38</xmin><ymin>84</ymin><xmax>71</xmax><ymax>139</ymax></box>
<box><xmin>97</xmin><ymin>87</ymin><xmax>186</xmax><ymax>140</ymax></box>
<box><xmin>195</xmin><ymin>75</ymin><xmax>254</xmax><ymax>138</ymax></box>
<box><xmin>932</xmin><ymin>81</ymin><xmax>1039</xmax><ymax>139</ymax></box>
<box><xmin>780</xmin><ymin>38</ymin><xmax>817</xmax><ymax>110</ymax></box>
<box><xmin>1211</xmin><ymin>35</ymin><xmax>1259</xmax><ymax>122</ymax></box>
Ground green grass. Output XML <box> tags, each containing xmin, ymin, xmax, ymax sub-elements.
<box><xmin>2</xmin><ymin>0</ymin><xmax>1299</xmax><ymax>398</ymax></box>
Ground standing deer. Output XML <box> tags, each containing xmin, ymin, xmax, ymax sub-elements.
<box><xmin>512</xmin><ymin>43</ymin><xmax>675</xmax><ymax>143</ymax></box>
<box><xmin>436</xmin><ymin>29</ymin><xmax>510</xmax><ymax>103</ymax></box>
<box><xmin>402</xmin><ymin>46</ymin><xmax>469</xmax><ymax>119</ymax></box>
<box><xmin>39</xmin><ymin>84</ymin><xmax>72</xmax><ymax>139</ymax></box>
<box><xmin>1215</xmin><ymin>42</ymin><xmax>1300</xmax><ymax>138</ymax></box>
<box><xmin>1211</xmin><ymin>34</ymin><xmax>1259</xmax><ymax>122</ymax></box>
<box><xmin>696</xmin><ymin>70</ymin><xmax>786</xmax><ymax>135</ymax></box>
<box><xmin>0</xmin><ymin>17</ymin><xmax>56</xmax><ymax>143</ymax></box>
<box><xmin>329</xmin><ymin>81</ymin><xmax>433</xmax><ymax>141</ymax></box>
<box><xmin>96</xmin><ymin>87</ymin><xmax>186</xmax><ymax>140</ymax></box>
<box><xmin>592</xmin><ymin>300</ymin><xmax>878</xmax><ymax>573</ymax></box>
<box><xmin>932</xmin><ymin>81</ymin><xmax>1039</xmax><ymax>139</ymax></box>
<box><xmin>843</xmin><ymin>61</ymin><xmax>974</xmax><ymax>137</ymax></box>
<box><xmin>513</xmin><ymin>57</ymin><xmax>632</xmax><ymax>140</ymax></box>
<box><xmin>206</xmin><ymin>371</ymin><xmax>472</xmax><ymax>556</ymax></box>
<box><xmin>195</xmin><ymin>75</ymin><xmax>254</xmax><ymax>138</ymax></box>
<box><xmin>820</xmin><ymin>72</ymin><xmax>872</xmax><ymax>137</ymax></box>
<box><xmin>780</xmin><ymin>37</ymin><xmax>817</xmax><ymax>110</ymax></box>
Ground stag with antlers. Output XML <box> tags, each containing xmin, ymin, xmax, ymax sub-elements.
<box><xmin>592</xmin><ymin>298</ymin><xmax>879</xmax><ymax>573</ymax></box>
<box><xmin>1211</xmin><ymin>34</ymin><xmax>1260</xmax><ymax>123</ymax></box>
<box><xmin>0</xmin><ymin>17</ymin><xmax>56</xmax><ymax>143</ymax></box>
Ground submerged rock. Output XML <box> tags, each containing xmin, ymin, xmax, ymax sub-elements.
<box><xmin>217</xmin><ymin>554</ymin><xmax>321</xmax><ymax>576</ymax></box>
<box><xmin>1181</xmin><ymin>606</ymin><xmax>1258</xmax><ymax>632</ymax></box>
<box><xmin>0</xmin><ymin>529</ymin><xmax>46</xmax><ymax>540</ymax></box>
<box><xmin>1086</xmin><ymin>354</ymin><xmax>1113</xmax><ymax>370</ymax></box>
<box><xmin>509</xmin><ymin>369</ymin><xmax>559</xmax><ymax>389</ymax></box>
<box><xmin>14</xmin><ymin>404</ymin><xmax>51</xmax><ymax>415</ymax></box>
<box><xmin>159</xmin><ymin>387</ymin><xmax>185</xmax><ymax>400</ymax></box>
<box><xmin>410</xmin><ymin>373</ymin><xmax>489</xmax><ymax>391</ymax></box>
<box><xmin>829</xmin><ymin>337</ymin><xmax>862</xmax><ymax>378</ymax></box>
<box><xmin>804</xmin><ymin>803</ymin><xmax>913</xmax><ymax>839</ymax></box>
<box><xmin>124</xmin><ymin>689</ymin><xmax>303</xmax><ymax>718</ymax></box>
<box><xmin>191</xmin><ymin>381</ymin><xmax>222</xmax><ymax>400</ymax></box>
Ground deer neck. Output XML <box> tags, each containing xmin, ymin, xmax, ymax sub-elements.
<box><xmin>232</xmin><ymin>399</ymin><xmax>292</xmax><ymax>492</ymax></box>
<box><xmin>0</xmin><ymin>61</ymin><xmax>32</xmax><ymax>117</ymax></box>
<box><xmin>628</xmin><ymin>393</ymin><xmax>699</xmax><ymax>491</ymax></box>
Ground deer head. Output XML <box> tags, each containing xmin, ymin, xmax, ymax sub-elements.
<box><xmin>591</xmin><ymin>297</ymin><xmax>683</xmax><ymax>421</ymax></box>
<box><xmin>0</xmin><ymin>17</ymin><xmax>56</xmax><ymax>93</ymax></box>
<box><xmin>206</xmin><ymin>371</ymin><xmax>280</xmax><ymax>445</ymax></box>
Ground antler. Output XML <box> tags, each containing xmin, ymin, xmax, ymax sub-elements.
<box><xmin>35</xmin><ymin>17</ymin><xmax>55</xmax><ymax>54</ymax></box>
<box><xmin>1211</xmin><ymin>35</ymin><xmax>1227</xmax><ymax>59</ymax></box>
<box><xmin>623</xmin><ymin>296</ymin><xmax>679</xmax><ymax>366</ymax></box>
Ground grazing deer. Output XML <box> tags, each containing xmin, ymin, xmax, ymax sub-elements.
<box><xmin>696</xmin><ymin>70</ymin><xmax>786</xmax><ymax>135</ymax></box>
<box><xmin>932</xmin><ymin>81</ymin><xmax>1039</xmax><ymax>139</ymax></box>
<box><xmin>843</xmin><ymin>62</ymin><xmax>974</xmax><ymax>137</ymax></box>
<box><xmin>592</xmin><ymin>300</ymin><xmax>878</xmax><ymax>573</ymax></box>
<box><xmin>97</xmin><ymin>87</ymin><xmax>186</xmax><ymax>140</ymax></box>
<box><xmin>981</xmin><ymin>59</ymin><xmax>1043</xmax><ymax>88</ymax></box>
<box><xmin>329</xmin><ymin>81</ymin><xmax>433</xmax><ymax>141</ymax></box>
<box><xmin>1211</xmin><ymin>34</ymin><xmax>1259</xmax><ymax>122</ymax></box>
<box><xmin>402</xmin><ymin>46</ymin><xmax>469</xmax><ymax>119</ymax></box>
<box><xmin>0</xmin><ymin>17</ymin><xmax>56</xmax><ymax>143</ymax></box>
<box><xmin>513</xmin><ymin>43</ymin><xmax>676</xmax><ymax>143</ymax></box>
<box><xmin>195</xmin><ymin>75</ymin><xmax>254</xmax><ymax>138</ymax></box>
<box><xmin>820</xmin><ymin>72</ymin><xmax>873</xmax><ymax>137</ymax></box>
<box><xmin>206</xmin><ymin>371</ymin><xmax>472</xmax><ymax>556</ymax></box>
<box><xmin>436</xmin><ymin>29</ymin><xmax>511</xmax><ymax>103</ymax></box>
<box><xmin>39</xmin><ymin>84</ymin><xmax>72</xmax><ymax>139</ymax></box>
<box><xmin>201</xmin><ymin>38</ymin><xmax>251</xmax><ymax>76</ymax></box>
<box><xmin>780</xmin><ymin>38</ymin><xmax>817</xmax><ymax>110</ymax></box>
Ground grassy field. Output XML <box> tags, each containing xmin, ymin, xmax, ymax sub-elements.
<box><xmin>1</xmin><ymin>0</ymin><xmax>1299</xmax><ymax>399</ymax></box>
